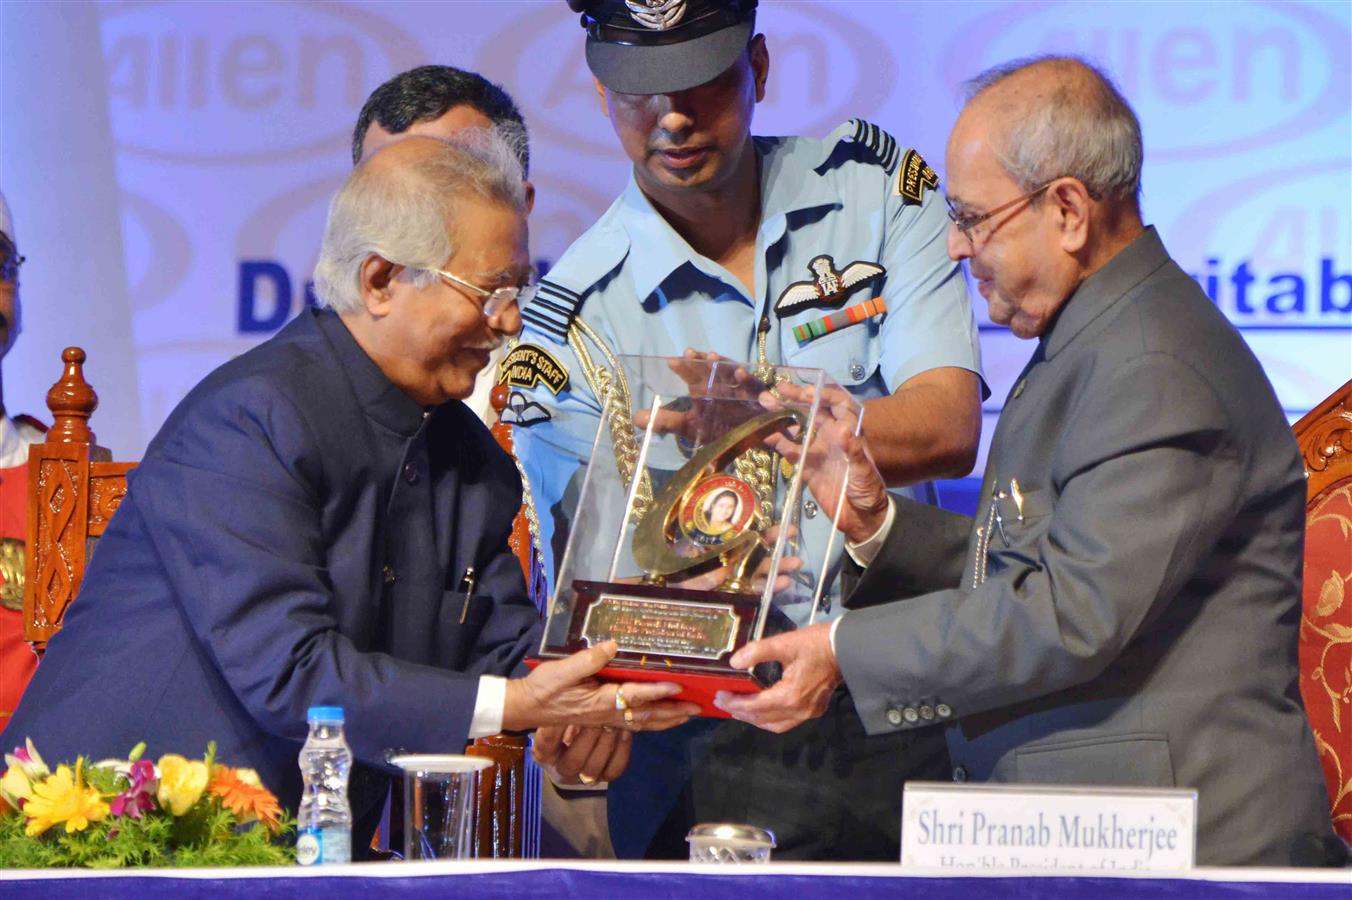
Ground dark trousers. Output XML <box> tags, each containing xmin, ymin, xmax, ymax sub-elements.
<box><xmin>607</xmin><ymin>689</ymin><xmax>950</xmax><ymax>861</ymax></box>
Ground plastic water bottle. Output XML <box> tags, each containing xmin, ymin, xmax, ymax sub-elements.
<box><xmin>296</xmin><ymin>706</ymin><xmax>352</xmax><ymax>865</ymax></box>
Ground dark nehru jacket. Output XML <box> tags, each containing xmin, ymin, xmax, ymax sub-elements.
<box><xmin>4</xmin><ymin>308</ymin><xmax>541</xmax><ymax>848</ymax></box>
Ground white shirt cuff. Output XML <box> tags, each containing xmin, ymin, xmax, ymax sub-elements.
<box><xmin>844</xmin><ymin>496</ymin><xmax>896</xmax><ymax>568</ymax></box>
<box><xmin>829</xmin><ymin>615</ymin><xmax>844</xmax><ymax>661</ymax></box>
<box><xmin>468</xmin><ymin>675</ymin><xmax>507</xmax><ymax>739</ymax></box>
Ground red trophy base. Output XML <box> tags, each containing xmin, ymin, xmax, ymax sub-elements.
<box><xmin>528</xmin><ymin>579</ymin><xmax>768</xmax><ymax>719</ymax></box>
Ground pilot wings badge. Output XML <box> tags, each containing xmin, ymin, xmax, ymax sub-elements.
<box><xmin>626</xmin><ymin>0</ymin><xmax>686</xmax><ymax>30</ymax></box>
<box><xmin>774</xmin><ymin>255</ymin><xmax>885</xmax><ymax>318</ymax></box>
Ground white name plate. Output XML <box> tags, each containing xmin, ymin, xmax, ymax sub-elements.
<box><xmin>901</xmin><ymin>781</ymin><xmax>1197</xmax><ymax>873</ymax></box>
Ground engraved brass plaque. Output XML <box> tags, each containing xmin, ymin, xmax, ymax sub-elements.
<box><xmin>582</xmin><ymin>594</ymin><xmax>738</xmax><ymax>660</ymax></box>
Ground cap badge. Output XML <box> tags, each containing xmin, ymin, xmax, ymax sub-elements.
<box><xmin>775</xmin><ymin>254</ymin><xmax>885</xmax><ymax>318</ymax></box>
<box><xmin>625</xmin><ymin>0</ymin><xmax>687</xmax><ymax>30</ymax></box>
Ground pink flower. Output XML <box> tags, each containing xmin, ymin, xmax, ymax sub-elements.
<box><xmin>109</xmin><ymin>760</ymin><xmax>157</xmax><ymax>819</ymax></box>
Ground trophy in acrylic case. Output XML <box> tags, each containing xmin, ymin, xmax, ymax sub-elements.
<box><xmin>529</xmin><ymin>354</ymin><xmax>859</xmax><ymax>717</ymax></box>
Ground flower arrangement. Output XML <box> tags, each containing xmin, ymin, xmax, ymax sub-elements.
<box><xmin>0</xmin><ymin>739</ymin><xmax>294</xmax><ymax>868</ymax></box>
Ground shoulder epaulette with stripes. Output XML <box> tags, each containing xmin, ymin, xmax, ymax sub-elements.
<box><xmin>846</xmin><ymin>118</ymin><xmax>900</xmax><ymax>174</ymax></box>
<box><xmin>521</xmin><ymin>278</ymin><xmax>584</xmax><ymax>343</ymax></box>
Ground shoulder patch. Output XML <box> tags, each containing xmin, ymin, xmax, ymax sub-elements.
<box><xmin>520</xmin><ymin>278</ymin><xmax>585</xmax><ymax>344</ymax></box>
<box><xmin>499</xmin><ymin>390</ymin><xmax>553</xmax><ymax>428</ymax></box>
<box><xmin>896</xmin><ymin>148</ymin><xmax>939</xmax><ymax>205</ymax></box>
<box><xmin>498</xmin><ymin>342</ymin><xmax>570</xmax><ymax>395</ymax></box>
<box><xmin>846</xmin><ymin>118</ymin><xmax>900</xmax><ymax>174</ymax></box>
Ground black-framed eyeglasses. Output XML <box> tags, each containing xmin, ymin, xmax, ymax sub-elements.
<box><xmin>0</xmin><ymin>234</ymin><xmax>24</xmax><ymax>282</ymax></box>
<box><xmin>945</xmin><ymin>179</ymin><xmax>1059</xmax><ymax>239</ymax></box>
<box><xmin>430</xmin><ymin>267</ymin><xmax>538</xmax><ymax>319</ymax></box>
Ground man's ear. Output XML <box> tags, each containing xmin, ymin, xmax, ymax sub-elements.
<box><xmin>749</xmin><ymin>34</ymin><xmax>769</xmax><ymax>103</ymax></box>
<box><xmin>523</xmin><ymin>180</ymin><xmax>536</xmax><ymax>214</ymax></box>
<box><xmin>359</xmin><ymin>254</ymin><xmax>398</xmax><ymax>317</ymax></box>
<box><xmin>1051</xmin><ymin>178</ymin><xmax>1092</xmax><ymax>255</ymax></box>
<box><xmin>593</xmin><ymin>77</ymin><xmax>610</xmax><ymax>118</ymax></box>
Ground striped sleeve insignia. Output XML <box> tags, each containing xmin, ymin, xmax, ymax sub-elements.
<box><xmin>520</xmin><ymin>278</ymin><xmax>583</xmax><ymax>344</ymax></box>
<box><xmin>846</xmin><ymin>118</ymin><xmax>900</xmax><ymax>174</ymax></box>
<box><xmin>896</xmin><ymin>148</ymin><xmax>939</xmax><ymax>205</ymax></box>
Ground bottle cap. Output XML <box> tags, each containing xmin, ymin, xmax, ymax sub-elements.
<box><xmin>307</xmin><ymin>705</ymin><xmax>345</xmax><ymax>723</ymax></box>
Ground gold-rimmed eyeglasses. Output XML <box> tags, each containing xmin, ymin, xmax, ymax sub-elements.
<box><xmin>946</xmin><ymin>179</ymin><xmax>1059</xmax><ymax>240</ymax></box>
<box><xmin>429</xmin><ymin>267</ymin><xmax>538</xmax><ymax>319</ymax></box>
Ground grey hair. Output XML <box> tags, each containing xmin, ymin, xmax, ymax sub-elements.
<box><xmin>313</xmin><ymin>127</ymin><xmax>526</xmax><ymax>314</ymax></box>
<box><xmin>964</xmin><ymin>55</ymin><xmax>1142</xmax><ymax>205</ymax></box>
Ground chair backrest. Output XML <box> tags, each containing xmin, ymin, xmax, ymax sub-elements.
<box><xmin>23</xmin><ymin>348</ymin><xmax>539</xmax><ymax>859</ymax></box>
<box><xmin>23</xmin><ymin>347</ymin><xmax>133</xmax><ymax>656</ymax></box>
<box><xmin>1293</xmin><ymin>377</ymin><xmax>1352</xmax><ymax>845</ymax></box>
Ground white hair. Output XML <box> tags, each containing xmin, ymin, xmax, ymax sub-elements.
<box><xmin>312</xmin><ymin>128</ymin><xmax>526</xmax><ymax>314</ymax></box>
<box><xmin>965</xmin><ymin>55</ymin><xmax>1142</xmax><ymax>205</ymax></box>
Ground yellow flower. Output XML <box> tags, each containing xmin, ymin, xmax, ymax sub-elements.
<box><xmin>157</xmin><ymin>754</ymin><xmax>209</xmax><ymax>816</ymax></box>
<box><xmin>0</xmin><ymin>764</ymin><xmax>34</xmax><ymax>809</ymax></box>
<box><xmin>22</xmin><ymin>761</ymin><xmax>109</xmax><ymax>837</ymax></box>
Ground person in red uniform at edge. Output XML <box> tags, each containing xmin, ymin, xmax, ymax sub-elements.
<box><xmin>0</xmin><ymin>189</ymin><xmax>46</xmax><ymax>732</ymax></box>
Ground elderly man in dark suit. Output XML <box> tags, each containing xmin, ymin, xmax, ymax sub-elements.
<box><xmin>716</xmin><ymin>56</ymin><xmax>1341</xmax><ymax>866</ymax></box>
<box><xmin>3</xmin><ymin>133</ymin><xmax>697</xmax><ymax>854</ymax></box>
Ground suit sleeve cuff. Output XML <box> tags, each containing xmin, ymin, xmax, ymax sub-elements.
<box><xmin>468</xmin><ymin>675</ymin><xmax>506</xmax><ymax>739</ymax></box>
<box><xmin>845</xmin><ymin>497</ymin><xmax>896</xmax><ymax>568</ymax></box>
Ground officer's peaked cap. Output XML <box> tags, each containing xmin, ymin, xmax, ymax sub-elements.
<box><xmin>568</xmin><ymin>0</ymin><xmax>757</xmax><ymax>95</ymax></box>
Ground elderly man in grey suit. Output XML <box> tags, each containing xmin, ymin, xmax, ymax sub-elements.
<box><xmin>715</xmin><ymin>56</ymin><xmax>1341</xmax><ymax>866</ymax></box>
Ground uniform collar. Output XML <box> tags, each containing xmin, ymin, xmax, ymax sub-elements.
<box><xmin>1041</xmin><ymin>226</ymin><xmax>1170</xmax><ymax>360</ymax></box>
<box><xmin>616</xmin><ymin>137</ymin><xmax>843</xmax><ymax>303</ymax></box>
<box><xmin>311</xmin><ymin>308</ymin><xmax>433</xmax><ymax>437</ymax></box>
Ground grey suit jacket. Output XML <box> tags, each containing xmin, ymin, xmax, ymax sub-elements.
<box><xmin>836</xmin><ymin>228</ymin><xmax>1335</xmax><ymax>866</ymax></box>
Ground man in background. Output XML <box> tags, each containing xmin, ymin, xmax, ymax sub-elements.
<box><xmin>352</xmin><ymin>65</ymin><xmax>534</xmax><ymax>422</ymax></box>
<box><xmin>0</xmin><ymin>189</ymin><xmax>45</xmax><ymax>733</ymax></box>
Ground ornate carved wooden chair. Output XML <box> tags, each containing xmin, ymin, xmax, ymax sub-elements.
<box><xmin>1293</xmin><ymin>377</ymin><xmax>1352</xmax><ymax>845</ymax></box>
<box><xmin>23</xmin><ymin>347</ymin><xmax>540</xmax><ymax>858</ymax></box>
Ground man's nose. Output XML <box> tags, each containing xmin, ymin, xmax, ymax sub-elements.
<box><xmin>489</xmin><ymin>301</ymin><xmax>522</xmax><ymax>338</ymax></box>
<box><xmin>654</xmin><ymin>91</ymin><xmax>696</xmax><ymax>134</ymax></box>
<box><xmin>946</xmin><ymin>222</ymin><xmax>972</xmax><ymax>263</ymax></box>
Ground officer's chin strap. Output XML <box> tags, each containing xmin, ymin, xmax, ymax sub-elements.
<box><xmin>567</xmin><ymin>319</ymin><xmax>654</xmax><ymax>521</ymax></box>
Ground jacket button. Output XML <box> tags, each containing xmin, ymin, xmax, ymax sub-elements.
<box><xmin>849</xmin><ymin>363</ymin><xmax>866</xmax><ymax>381</ymax></box>
<box><xmin>919</xmin><ymin>705</ymin><xmax>935</xmax><ymax>721</ymax></box>
<box><xmin>382</xmin><ymin>565</ymin><xmax>397</xmax><ymax>585</ymax></box>
<box><xmin>953</xmin><ymin>765</ymin><xmax>968</xmax><ymax>783</ymax></box>
<box><xmin>403</xmin><ymin>462</ymin><xmax>420</xmax><ymax>484</ymax></box>
<box><xmin>886</xmin><ymin>708</ymin><xmax>903</xmax><ymax>726</ymax></box>
<box><xmin>903</xmin><ymin>707</ymin><xmax>920</xmax><ymax>724</ymax></box>
<box><xmin>804</xmin><ymin>499</ymin><xmax>819</xmax><ymax>519</ymax></box>
<box><xmin>936</xmin><ymin>703</ymin><xmax>953</xmax><ymax>719</ymax></box>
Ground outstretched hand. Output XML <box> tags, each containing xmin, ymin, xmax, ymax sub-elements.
<box><xmin>712</xmin><ymin>623</ymin><xmax>840</xmax><ymax>733</ymax></box>
<box><xmin>502</xmin><ymin>640</ymin><xmax>701</xmax><ymax>733</ymax></box>
<box><xmin>760</xmin><ymin>382</ymin><xmax>890</xmax><ymax>545</ymax></box>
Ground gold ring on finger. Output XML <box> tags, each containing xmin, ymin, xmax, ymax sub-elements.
<box><xmin>623</xmin><ymin>707</ymin><xmax>636</xmax><ymax>726</ymax></box>
<box><xmin>614</xmin><ymin>685</ymin><xmax>629</xmax><ymax>711</ymax></box>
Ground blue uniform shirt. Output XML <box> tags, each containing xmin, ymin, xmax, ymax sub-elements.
<box><xmin>509</xmin><ymin>120</ymin><xmax>984</xmax><ymax>604</ymax></box>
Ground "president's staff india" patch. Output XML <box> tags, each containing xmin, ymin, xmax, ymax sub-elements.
<box><xmin>499</xmin><ymin>343</ymin><xmax>570</xmax><ymax>395</ymax></box>
<box><xmin>896</xmin><ymin>148</ymin><xmax>939</xmax><ymax>205</ymax></box>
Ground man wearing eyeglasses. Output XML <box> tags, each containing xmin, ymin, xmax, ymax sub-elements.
<box><xmin>506</xmin><ymin>0</ymin><xmax>986</xmax><ymax>861</ymax></box>
<box><xmin>2</xmin><ymin>134</ymin><xmax>703</xmax><ymax>857</ymax></box>
<box><xmin>0</xmin><ymin>189</ymin><xmax>46</xmax><ymax>736</ymax></box>
<box><xmin>715</xmin><ymin>56</ymin><xmax>1343</xmax><ymax>867</ymax></box>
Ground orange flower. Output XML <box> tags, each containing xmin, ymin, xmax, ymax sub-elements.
<box><xmin>208</xmin><ymin>765</ymin><xmax>281</xmax><ymax>831</ymax></box>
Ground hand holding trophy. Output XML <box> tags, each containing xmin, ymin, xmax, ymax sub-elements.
<box><xmin>529</xmin><ymin>354</ymin><xmax>860</xmax><ymax>716</ymax></box>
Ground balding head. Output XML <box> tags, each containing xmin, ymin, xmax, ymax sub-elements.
<box><xmin>960</xmin><ymin>56</ymin><xmax>1142</xmax><ymax>209</ymax></box>
<box><xmin>313</xmin><ymin>130</ymin><xmax>526</xmax><ymax>315</ymax></box>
